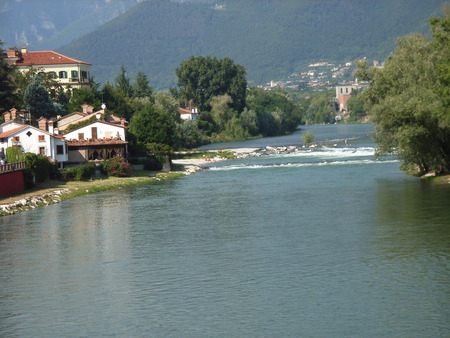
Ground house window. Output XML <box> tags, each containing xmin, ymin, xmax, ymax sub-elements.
<box><xmin>38</xmin><ymin>135</ymin><xmax>45</xmax><ymax>142</ymax></box>
<box><xmin>48</xmin><ymin>71</ymin><xmax>57</xmax><ymax>79</ymax></box>
<box><xmin>59</xmin><ymin>71</ymin><xmax>68</xmax><ymax>79</ymax></box>
<box><xmin>39</xmin><ymin>147</ymin><xmax>46</xmax><ymax>156</ymax></box>
<box><xmin>13</xmin><ymin>136</ymin><xmax>20</xmax><ymax>142</ymax></box>
<box><xmin>91</xmin><ymin>127</ymin><xmax>98</xmax><ymax>139</ymax></box>
<box><xmin>340</xmin><ymin>88</ymin><xmax>343</xmax><ymax>94</ymax></box>
<box><xmin>78</xmin><ymin>133</ymin><xmax>84</xmax><ymax>140</ymax></box>
<box><xmin>105</xmin><ymin>131</ymin><xmax>111</xmax><ymax>139</ymax></box>
<box><xmin>81</xmin><ymin>71</ymin><xmax>88</xmax><ymax>82</ymax></box>
<box><xmin>56</xmin><ymin>145</ymin><xmax>64</xmax><ymax>155</ymax></box>
<box><xmin>71</xmin><ymin>70</ymin><xmax>79</xmax><ymax>82</ymax></box>
<box><xmin>346</xmin><ymin>88</ymin><xmax>349</xmax><ymax>93</ymax></box>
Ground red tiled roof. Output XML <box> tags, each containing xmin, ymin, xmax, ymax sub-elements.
<box><xmin>178</xmin><ymin>107</ymin><xmax>196</xmax><ymax>115</ymax></box>
<box><xmin>67</xmin><ymin>138</ymin><xmax>128</xmax><ymax>146</ymax></box>
<box><xmin>0</xmin><ymin>124</ymin><xmax>67</xmax><ymax>141</ymax></box>
<box><xmin>0</xmin><ymin>125</ymin><xmax>27</xmax><ymax>138</ymax></box>
<box><xmin>55</xmin><ymin>111</ymin><xmax>88</xmax><ymax>122</ymax></box>
<box><xmin>16</xmin><ymin>51</ymin><xmax>91</xmax><ymax>66</ymax></box>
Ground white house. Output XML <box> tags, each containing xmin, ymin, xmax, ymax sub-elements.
<box><xmin>63</xmin><ymin>120</ymin><xmax>127</xmax><ymax>141</ymax></box>
<box><xmin>0</xmin><ymin>125</ymin><xmax>68</xmax><ymax>165</ymax></box>
<box><xmin>178</xmin><ymin>107</ymin><xmax>199</xmax><ymax>120</ymax></box>
<box><xmin>63</xmin><ymin>120</ymin><xmax>128</xmax><ymax>163</ymax></box>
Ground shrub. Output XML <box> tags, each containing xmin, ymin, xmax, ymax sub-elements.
<box><xmin>21</xmin><ymin>153</ymin><xmax>53</xmax><ymax>186</ymax></box>
<box><xmin>62</xmin><ymin>162</ymin><xmax>96</xmax><ymax>181</ymax></box>
<box><xmin>6</xmin><ymin>146</ymin><xmax>23</xmax><ymax>163</ymax></box>
<box><xmin>302</xmin><ymin>131</ymin><xmax>315</xmax><ymax>144</ymax></box>
<box><xmin>101</xmin><ymin>156</ymin><xmax>131</xmax><ymax>177</ymax></box>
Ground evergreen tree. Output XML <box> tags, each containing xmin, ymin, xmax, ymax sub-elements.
<box><xmin>133</xmin><ymin>71</ymin><xmax>153</xmax><ymax>98</ymax></box>
<box><xmin>115</xmin><ymin>65</ymin><xmax>132</xmax><ymax>98</ymax></box>
<box><xmin>23</xmin><ymin>76</ymin><xmax>54</xmax><ymax>118</ymax></box>
<box><xmin>0</xmin><ymin>41</ymin><xmax>17</xmax><ymax>111</ymax></box>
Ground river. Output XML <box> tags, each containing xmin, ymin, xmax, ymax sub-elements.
<box><xmin>1</xmin><ymin>124</ymin><xmax>449</xmax><ymax>337</ymax></box>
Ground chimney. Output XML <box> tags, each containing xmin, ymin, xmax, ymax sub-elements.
<box><xmin>20</xmin><ymin>46</ymin><xmax>27</xmax><ymax>54</ymax></box>
<box><xmin>10</xmin><ymin>108</ymin><xmax>17</xmax><ymax>121</ymax></box>
<box><xmin>120</xmin><ymin>118</ymin><xmax>126</xmax><ymax>127</ymax></box>
<box><xmin>81</xmin><ymin>104</ymin><xmax>94</xmax><ymax>114</ymax></box>
<box><xmin>48</xmin><ymin>120</ymin><xmax>54</xmax><ymax>134</ymax></box>
<box><xmin>38</xmin><ymin>117</ymin><xmax>48</xmax><ymax>131</ymax></box>
<box><xmin>3</xmin><ymin>111</ymin><xmax>10</xmax><ymax>123</ymax></box>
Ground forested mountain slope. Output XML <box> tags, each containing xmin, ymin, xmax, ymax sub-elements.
<box><xmin>57</xmin><ymin>0</ymin><xmax>446</xmax><ymax>89</ymax></box>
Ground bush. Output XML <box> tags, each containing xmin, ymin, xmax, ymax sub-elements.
<box><xmin>21</xmin><ymin>153</ymin><xmax>54</xmax><ymax>186</ymax></box>
<box><xmin>62</xmin><ymin>162</ymin><xmax>96</xmax><ymax>181</ymax></box>
<box><xmin>6</xmin><ymin>146</ymin><xmax>23</xmax><ymax>163</ymax></box>
<box><xmin>101</xmin><ymin>156</ymin><xmax>131</xmax><ymax>177</ymax></box>
<box><xmin>302</xmin><ymin>131</ymin><xmax>315</xmax><ymax>144</ymax></box>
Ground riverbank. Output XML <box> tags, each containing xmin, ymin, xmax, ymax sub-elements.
<box><xmin>0</xmin><ymin>171</ymin><xmax>184</xmax><ymax>216</ymax></box>
<box><xmin>0</xmin><ymin>148</ymin><xmax>261</xmax><ymax>217</ymax></box>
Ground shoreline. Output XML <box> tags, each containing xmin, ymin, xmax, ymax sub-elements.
<box><xmin>0</xmin><ymin>148</ymin><xmax>261</xmax><ymax>217</ymax></box>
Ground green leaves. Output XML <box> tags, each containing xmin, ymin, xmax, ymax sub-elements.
<box><xmin>362</xmin><ymin>9</ymin><xmax>450</xmax><ymax>174</ymax></box>
<box><xmin>175</xmin><ymin>56</ymin><xmax>247</xmax><ymax>113</ymax></box>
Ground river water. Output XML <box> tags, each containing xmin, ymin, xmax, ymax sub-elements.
<box><xmin>1</xmin><ymin>124</ymin><xmax>449</xmax><ymax>337</ymax></box>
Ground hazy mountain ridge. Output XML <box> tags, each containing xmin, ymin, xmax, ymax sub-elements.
<box><xmin>0</xmin><ymin>0</ymin><xmax>143</xmax><ymax>50</ymax></box>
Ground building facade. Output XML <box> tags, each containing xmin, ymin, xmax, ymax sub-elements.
<box><xmin>3</xmin><ymin>47</ymin><xmax>91</xmax><ymax>89</ymax></box>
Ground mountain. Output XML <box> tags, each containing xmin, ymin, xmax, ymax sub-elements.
<box><xmin>0</xmin><ymin>0</ymin><xmax>143</xmax><ymax>50</ymax></box>
<box><xmin>8</xmin><ymin>0</ymin><xmax>448</xmax><ymax>90</ymax></box>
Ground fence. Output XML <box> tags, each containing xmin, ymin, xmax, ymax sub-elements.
<box><xmin>0</xmin><ymin>162</ymin><xmax>25</xmax><ymax>174</ymax></box>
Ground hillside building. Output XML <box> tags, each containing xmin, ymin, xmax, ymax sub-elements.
<box><xmin>3</xmin><ymin>47</ymin><xmax>92</xmax><ymax>89</ymax></box>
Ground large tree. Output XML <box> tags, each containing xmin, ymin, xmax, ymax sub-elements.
<box><xmin>23</xmin><ymin>76</ymin><xmax>55</xmax><ymax>118</ymax></box>
<box><xmin>357</xmin><ymin>7</ymin><xmax>450</xmax><ymax>174</ymax></box>
<box><xmin>175</xmin><ymin>56</ymin><xmax>247</xmax><ymax>113</ymax></box>
<box><xmin>0</xmin><ymin>42</ymin><xmax>18</xmax><ymax>111</ymax></box>
<box><xmin>129</xmin><ymin>105</ymin><xmax>177</xmax><ymax>147</ymax></box>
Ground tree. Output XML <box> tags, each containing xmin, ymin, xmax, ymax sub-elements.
<box><xmin>133</xmin><ymin>71</ymin><xmax>153</xmax><ymax>99</ymax></box>
<box><xmin>67</xmin><ymin>83</ymin><xmax>102</xmax><ymax>114</ymax></box>
<box><xmin>359</xmin><ymin>8</ymin><xmax>450</xmax><ymax>174</ymax></box>
<box><xmin>346</xmin><ymin>90</ymin><xmax>366</xmax><ymax>121</ymax></box>
<box><xmin>129</xmin><ymin>105</ymin><xmax>177</xmax><ymax>147</ymax></box>
<box><xmin>115</xmin><ymin>65</ymin><xmax>133</xmax><ymax>98</ymax></box>
<box><xmin>23</xmin><ymin>76</ymin><xmax>55</xmax><ymax>118</ymax></box>
<box><xmin>0</xmin><ymin>41</ymin><xmax>18</xmax><ymax>111</ymax></box>
<box><xmin>210</xmin><ymin>94</ymin><xmax>234</xmax><ymax>129</ymax></box>
<box><xmin>14</xmin><ymin>65</ymin><xmax>61</xmax><ymax>107</ymax></box>
<box><xmin>175</xmin><ymin>56</ymin><xmax>247</xmax><ymax>112</ymax></box>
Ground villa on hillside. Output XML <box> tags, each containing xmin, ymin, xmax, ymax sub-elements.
<box><xmin>2</xmin><ymin>47</ymin><xmax>92</xmax><ymax>89</ymax></box>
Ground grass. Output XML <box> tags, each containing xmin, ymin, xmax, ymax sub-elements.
<box><xmin>0</xmin><ymin>170</ymin><xmax>185</xmax><ymax>216</ymax></box>
<box><xmin>173</xmin><ymin>150</ymin><xmax>236</xmax><ymax>160</ymax></box>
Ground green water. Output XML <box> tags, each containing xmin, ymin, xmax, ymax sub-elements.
<box><xmin>1</xmin><ymin>124</ymin><xmax>449</xmax><ymax>337</ymax></box>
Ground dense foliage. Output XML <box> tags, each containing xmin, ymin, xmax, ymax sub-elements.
<box><xmin>0</xmin><ymin>41</ymin><xmax>17</xmax><ymax>111</ymax></box>
<box><xmin>175</xmin><ymin>56</ymin><xmax>247</xmax><ymax>112</ymax></box>
<box><xmin>101</xmin><ymin>156</ymin><xmax>131</xmax><ymax>177</ymax></box>
<box><xmin>62</xmin><ymin>163</ymin><xmax>96</xmax><ymax>181</ymax></box>
<box><xmin>356</xmin><ymin>7</ymin><xmax>450</xmax><ymax>174</ymax></box>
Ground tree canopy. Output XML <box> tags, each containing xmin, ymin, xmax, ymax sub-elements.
<box><xmin>23</xmin><ymin>76</ymin><xmax>55</xmax><ymax>118</ymax></box>
<box><xmin>175</xmin><ymin>56</ymin><xmax>247</xmax><ymax>113</ymax></box>
<box><xmin>357</xmin><ymin>6</ymin><xmax>450</xmax><ymax>174</ymax></box>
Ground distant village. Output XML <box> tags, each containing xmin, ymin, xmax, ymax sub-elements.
<box><xmin>259</xmin><ymin>58</ymin><xmax>380</xmax><ymax>92</ymax></box>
